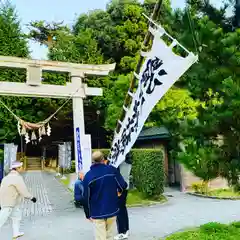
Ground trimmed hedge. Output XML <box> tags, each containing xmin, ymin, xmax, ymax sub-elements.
<box><xmin>93</xmin><ymin>148</ymin><xmax>165</xmax><ymax>197</ymax></box>
<box><xmin>131</xmin><ymin>149</ymin><xmax>164</xmax><ymax>197</ymax></box>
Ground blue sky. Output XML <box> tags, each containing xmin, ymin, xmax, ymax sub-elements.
<box><xmin>10</xmin><ymin>0</ymin><xmax>222</xmax><ymax>60</ymax></box>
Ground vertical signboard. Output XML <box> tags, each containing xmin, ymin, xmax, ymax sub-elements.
<box><xmin>76</xmin><ymin>127</ymin><xmax>83</xmax><ymax>172</ymax></box>
<box><xmin>4</xmin><ymin>143</ymin><xmax>10</xmax><ymax>173</ymax></box>
<box><xmin>58</xmin><ymin>144</ymin><xmax>65</xmax><ymax>168</ymax></box>
<box><xmin>82</xmin><ymin>134</ymin><xmax>92</xmax><ymax>173</ymax></box>
<box><xmin>3</xmin><ymin>143</ymin><xmax>18</xmax><ymax>174</ymax></box>
<box><xmin>10</xmin><ymin>145</ymin><xmax>18</xmax><ymax>169</ymax></box>
<box><xmin>65</xmin><ymin>142</ymin><xmax>72</xmax><ymax>169</ymax></box>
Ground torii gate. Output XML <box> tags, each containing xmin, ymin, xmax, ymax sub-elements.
<box><xmin>0</xmin><ymin>55</ymin><xmax>115</xmax><ymax>173</ymax></box>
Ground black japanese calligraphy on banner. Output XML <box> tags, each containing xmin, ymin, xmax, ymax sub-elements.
<box><xmin>141</xmin><ymin>57</ymin><xmax>167</xmax><ymax>94</ymax></box>
<box><xmin>109</xmin><ymin>57</ymin><xmax>168</xmax><ymax>165</ymax></box>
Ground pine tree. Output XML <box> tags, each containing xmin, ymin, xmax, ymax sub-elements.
<box><xmin>0</xmin><ymin>1</ymin><xmax>29</xmax><ymax>57</ymax></box>
<box><xmin>0</xmin><ymin>1</ymin><xmax>31</xmax><ymax>142</ymax></box>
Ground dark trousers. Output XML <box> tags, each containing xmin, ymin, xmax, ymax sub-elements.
<box><xmin>117</xmin><ymin>190</ymin><xmax>129</xmax><ymax>234</ymax></box>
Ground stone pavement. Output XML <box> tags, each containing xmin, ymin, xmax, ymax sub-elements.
<box><xmin>1</xmin><ymin>171</ymin><xmax>240</xmax><ymax>239</ymax></box>
<box><xmin>21</xmin><ymin>171</ymin><xmax>52</xmax><ymax>217</ymax></box>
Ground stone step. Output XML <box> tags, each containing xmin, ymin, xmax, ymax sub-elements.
<box><xmin>27</xmin><ymin>167</ymin><xmax>42</xmax><ymax>170</ymax></box>
<box><xmin>27</xmin><ymin>163</ymin><xmax>42</xmax><ymax>168</ymax></box>
<box><xmin>25</xmin><ymin>157</ymin><xmax>42</xmax><ymax>170</ymax></box>
<box><xmin>27</xmin><ymin>164</ymin><xmax>42</xmax><ymax>169</ymax></box>
<box><xmin>27</xmin><ymin>158</ymin><xmax>41</xmax><ymax>161</ymax></box>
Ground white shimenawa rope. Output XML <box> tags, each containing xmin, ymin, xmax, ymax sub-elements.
<box><xmin>0</xmin><ymin>82</ymin><xmax>82</xmax><ymax>126</ymax></box>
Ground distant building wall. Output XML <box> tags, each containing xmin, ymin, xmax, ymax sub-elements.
<box><xmin>180</xmin><ymin>165</ymin><xmax>229</xmax><ymax>191</ymax></box>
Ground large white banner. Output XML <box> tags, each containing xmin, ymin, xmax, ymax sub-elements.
<box><xmin>109</xmin><ymin>26</ymin><xmax>198</xmax><ymax>167</ymax></box>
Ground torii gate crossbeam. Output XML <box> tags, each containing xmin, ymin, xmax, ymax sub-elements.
<box><xmin>0</xmin><ymin>55</ymin><xmax>116</xmax><ymax>173</ymax></box>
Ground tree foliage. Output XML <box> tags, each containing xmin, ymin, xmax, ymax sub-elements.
<box><xmin>27</xmin><ymin>20</ymin><xmax>67</xmax><ymax>46</ymax></box>
<box><xmin>132</xmin><ymin>148</ymin><xmax>165</xmax><ymax>197</ymax></box>
<box><xmin>0</xmin><ymin>0</ymin><xmax>240</xmax><ymax>187</ymax></box>
<box><xmin>173</xmin><ymin>0</ymin><xmax>240</xmax><ymax>186</ymax></box>
<box><xmin>0</xmin><ymin>2</ymin><xmax>73</xmax><ymax>145</ymax></box>
<box><xmin>0</xmin><ymin>1</ymin><xmax>30</xmax><ymax>142</ymax></box>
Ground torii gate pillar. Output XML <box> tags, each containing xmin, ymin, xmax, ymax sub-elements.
<box><xmin>0</xmin><ymin>56</ymin><xmax>116</xmax><ymax>174</ymax></box>
<box><xmin>71</xmin><ymin>73</ymin><xmax>91</xmax><ymax>173</ymax></box>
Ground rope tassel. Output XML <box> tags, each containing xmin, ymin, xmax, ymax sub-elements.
<box><xmin>47</xmin><ymin>124</ymin><xmax>51</xmax><ymax>136</ymax></box>
<box><xmin>41</xmin><ymin>126</ymin><xmax>46</xmax><ymax>135</ymax></box>
<box><xmin>21</xmin><ymin>126</ymin><xmax>27</xmax><ymax>135</ymax></box>
<box><xmin>31</xmin><ymin>131</ymin><xmax>37</xmax><ymax>141</ymax></box>
<box><xmin>25</xmin><ymin>133</ymin><xmax>30</xmax><ymax>144</ymax></box>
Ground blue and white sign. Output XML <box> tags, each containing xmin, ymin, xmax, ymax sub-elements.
<box><xmin>76</xmin><ymin>127</ymin><xmax>83</xmax><ymax>171</ymax></box>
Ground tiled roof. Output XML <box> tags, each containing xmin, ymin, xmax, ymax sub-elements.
<box><xmin>137</xmin><ymin>126</ymin><xmax>170</xmax><ymax>140</ymax></box>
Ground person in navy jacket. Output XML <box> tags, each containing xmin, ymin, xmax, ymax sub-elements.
<box><xmin>83</xmin><ymin>151</ymin><xmax>127</xmax><ymax>240</ymax></box>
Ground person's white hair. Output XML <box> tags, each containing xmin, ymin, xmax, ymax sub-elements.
<box><xmin>92</xmin><ymin>151</ymin><xmax>104</xmax><ymax>163</ymax></box>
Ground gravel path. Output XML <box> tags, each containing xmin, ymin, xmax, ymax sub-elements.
<box><xmin>1</xmin><ymin>171</ymin><xmax>240</xmax><ymax>239</ymax></box>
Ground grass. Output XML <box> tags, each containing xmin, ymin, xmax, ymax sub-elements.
<box><xmin>164</xmin><ymin>222</ymin><xmax>240</xmax><ymax>240</ymax></box>
<box><xmin>59</xmin><ymin>177</ymin><xmax>70</xmax><ymax>188</ymax></box>
<box><xmin>127</xmin><ymin>189</ymin><xmax>167</xmax><ymax>206</ymax></box>
<box><xmin>192</xmin><ymin>188</ymin><xmax>240</xmax><ymax>198</ymax></box>
<box><xmin>57</xmin><ymin>174</ymin><xmax>167</xmax><ymax>206</ymax></box>
<box><xmin>56</xmin><ymin>174</ymin><xmax>73</xmax><ymax>192</ymax></box>
<box><xmin>207</xmin><ymin>188</ymin><xmax>240</xmax><ymax>198</ymax></box>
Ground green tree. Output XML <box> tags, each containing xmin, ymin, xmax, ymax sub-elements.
<box><xmin>23</xmin><ymin>0</ymin><xmax>240</xmax><ymax>185</ymax></box>
<box><xmin>171</xmin><ymin>1</ymin><xmax>240</xmax><ymax>187</ymax></box>
<box><xmin>0</xmin><ymin>1</ymin><xmax>30</xmax><ymax>142</ymax></box>
<box><xmin>0</xmin><ymin>2</ymin><xmax>73</xmax><ymax>146</ymax></box>
<box><xmin>177</xmin><ymin>138</ymin><xmax>220</xmax><ymax>182</ymax></box>
<box><xmin>73</xmin><ymin>0</ymin><xmax>174</xmax><ymax>74</ymax></box>
<box><xmin>104</xmin><ymin>74</ymin><xmax>131</xmax><ymax>131</ymax></box>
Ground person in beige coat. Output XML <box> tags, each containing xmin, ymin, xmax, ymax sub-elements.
<box><xmin>0</xmin><ymin>161</ymin><xmax>37</xmax><ymax>239</ymax></box>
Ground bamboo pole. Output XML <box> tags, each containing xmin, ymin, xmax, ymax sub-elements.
<box><xmin>115</xmin><ymin>0</ymin><xmax>163</xmax><ymax>133</ymax></box>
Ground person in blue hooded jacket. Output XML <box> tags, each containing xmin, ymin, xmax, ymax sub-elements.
<box><xmin>82</xmin><ymin>151</ymin><xmax>127</xmax><ymax>240</ymax></box>
<box><xmin>74</xmin><ymin>172</ymin><xmax>84</xmax><ymax>208</ymax></box>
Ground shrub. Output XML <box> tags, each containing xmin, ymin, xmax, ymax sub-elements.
<box><xmin>191</xmin><ymin>181</ymin><xmax>209</xmax><ymax>194</ymax></box>
<box><xmin>166</xmin><ymin>222</ymin><xmax>240</xmax><ymax>239</ymax></box>
<box><xmin>233</xmin><ymin>183</ymin><xmax>240</xmax><ymax>192</ymax></box>
<box><xmin>93</xmin><ymin>149</ymin><xmax>165</xmax><ymax>197</ymax></box>
<box><xmin>200</xmin><ymin>222</ymin><xmax>229</xmax><ymax>233</ymax></box>
<box><xmin>62</xmin><ymin>160</ymin><xmax>76</xmax><ymax>174</ymax></box>
<box><xmin>131</xmin><ymin>149</ymin><xmax>164</xmax><ymax>197</ymax></box>
<box><xmin>177</xmin><ymin>139</ymin><xmax>220</xmax><ymax>182</ymax></box>
<box><xmin>231</xmin><ymin>222</ymin><xmax>240</xmax><ymax>229</ymax></box>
